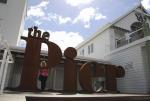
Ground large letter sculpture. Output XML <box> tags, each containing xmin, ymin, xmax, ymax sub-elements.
<box><xmin>79</xmin><ymin>62</ymin><xmax>125</xmax><ymax>93</ymax></box>
<box><xmin>63</xmin><ymin>47</ymin><xmax>77</xmax><ymax>92</ymax></box>
<box><xmin>17</xmin><ymin>26</ymin><xmax>125</xmax><ymax>93</ymax></box>
<box><xmin>18</xmin><ymin>26</ymin><xmax>62</xmax><ymax>91</ymax></box>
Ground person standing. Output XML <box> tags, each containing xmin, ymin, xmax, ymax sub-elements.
<box><xmin>38</xmin><ymin>61</ymin><xmax>49</xmax><ymax>90</ymax></box>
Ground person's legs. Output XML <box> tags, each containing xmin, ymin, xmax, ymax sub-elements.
<box><xmin>41</xmin><ymin>76</ymin><xmax>47</xmax><ymax>90</ymax></box>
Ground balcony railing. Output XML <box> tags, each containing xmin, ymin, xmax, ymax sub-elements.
<box><xmin>116</xmin><ymin>28</ymin><xmax>143</xmax><ymax>48</ymax></box>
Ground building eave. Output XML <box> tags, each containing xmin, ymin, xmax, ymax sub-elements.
<box><xmin>9</xmin><ymin>46</ymin><xmax>110</xmax><ymax>64</ymax></box>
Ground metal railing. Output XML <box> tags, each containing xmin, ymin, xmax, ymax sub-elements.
<box><xmin>115</xmin><ymin>28</ymin><xmax>143</xmax><ymax>48</ymax></box>
<box><xmin>0</xmin><ymin>36</ymin><xmax>14</xmax><ymax>94</ymax></box>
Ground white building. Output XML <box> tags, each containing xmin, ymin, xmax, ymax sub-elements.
<box><xmin>0</xmin><ymin>0</ymin><xmax>27</xmax><ymax>46</ymax></box>
<box><xmin>0</xmin><ymin>0</ymin><xmax>27</xmax><ymax>94</ymax></box>
<box><xmin>76</xmin><ymin>4</ymin><xmax>150</xmax><ymax>93</ymax></box>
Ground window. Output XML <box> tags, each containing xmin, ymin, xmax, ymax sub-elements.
<box><xmin>0</xmin><ymin>0</ymin><xmax>7</xmax><ymax>4</ymax></box>
<box><xmin>130</xmin><ymin>22</ymin><xmax>144</xmax><ymax>42</ymax></box>
<box><xmin>130</xmin><ymin>22</ymin><xmax>142</xmax><ymax>31</ymax></box>
<box><xmin>80</xmin><ymin>49</ymin><xmax>84</xmax><ymax>56</ymax></box>
<box><xmin>88</xmin><ymin>45</ymin><xmax>90</xmax><ymax>54</ymax></box>
<box><xmin>88</xmin><ymin>43</ymin><xmax>94</xmax><ymax>55</ymax></box>
<box><xmin>91</xmin><ymin>43</ymin><xmax>94</xmax><ymax>53</ymax></box>
<box><xmin>82</xmin><ymin>49</ymin><xmax>84</xmax><ymax>56</ymax></box>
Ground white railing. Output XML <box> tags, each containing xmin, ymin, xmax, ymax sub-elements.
<box><xmin>0</xmin><ymin>36</ymin><xmax>14</xmax><ymax>94</ymax></box>
<box><xmin>116</xmin><ymin>28</ymin><xmax>143</xmax><ymax>48</ymax></box>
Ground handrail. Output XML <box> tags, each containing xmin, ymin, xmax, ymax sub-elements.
<box><xmin>0</xmin><ymin>38</ymin><xmax>14</xmax><ymax>94</ymax></box>
<box><xmin>2</xmin><ymin>40</ymin><xmax>14</xmax><ymax>63</ymax></box>
<box><xmin>116</xmin><ymin>28</ymin><xmax>143</xmax><ymax>48</ymax></box>
<box><xmin>129</xmin><ymin>27</ymin><xmax>143</xmax><ymax>35</ymax></box>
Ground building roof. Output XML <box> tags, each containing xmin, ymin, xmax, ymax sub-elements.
<box><xmin>9</xmin><ymin>46</ymin><xmax>111</xmax><ymax>64</ymax></box>
<box><xmin>76</xmin><ymin>4</ymin><xmax>146</xmax><ymax>49</ymax></box>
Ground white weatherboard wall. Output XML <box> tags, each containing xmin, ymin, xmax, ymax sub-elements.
<box><xmin>53</xmin><ymin>66</ymin><xmax>64</xmax><ymax>90</ymax></box>
<box><xmin>4</xmin><ymin>58</ymin><xmax>61</xmax><ymax>90</ymax></box>
<box><xmin>0</xmin><ymin>0</ymin><xmax>27</xmax><ymax>46</ymax></box>
<box><xmin>114</xmin><ymin>10</ymin><xmax>138</xmax><ymax>31</ymax></box>
<box><xmin>105</xmin><ymin>39</ymin><xmax>150</xmax><ymax>93</ymax></box>
<box><xmin>77</xmin><ymin>29</ymin><xmax>111</xmax><ymax>59</ymax></box>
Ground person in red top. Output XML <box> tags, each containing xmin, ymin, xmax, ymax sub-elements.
<box><xmin>38</xmin><ymin>61</ymin><xmax>49</xmax><ymax>90</ymax></box>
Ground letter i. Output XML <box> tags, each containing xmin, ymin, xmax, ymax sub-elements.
<box><xmin>63</xmin><ymin>47</ymin><xmax>77</xmax><ymax>92</ymax></box>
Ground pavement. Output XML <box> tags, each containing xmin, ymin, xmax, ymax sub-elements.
<box><xmin>0</xmin><ymin>90</ymin><xmax>150</xmax><ymax>101</ymax></box>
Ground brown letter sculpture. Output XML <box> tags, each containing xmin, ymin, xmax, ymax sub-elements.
<box><xmin>79</xmin><ymin>62</ymin><xmax>125</xmax><ymax>93</ymax></box>
<box><xmin>105</xmin><ymin>65</ymin><xmax>125</xmax><ymax>92</ymax></box>
<box><xmin>63</xmin><ymin>47</ymin><xmax>77</xmax><ymax>92</ymax></box>
<box><xmin>79</xmin><ymin>62</ymin><xmax>94</xmax><ymax>93</ymax></box>
<box><xmin>18</xmin><ymin>26</ymin><xmax>62</xmax><ymax>91</ymax></box>
<box><xmin>17</xmin><ymin>26</ymin><xmax>125</xmax><ymax>93</ymax></box>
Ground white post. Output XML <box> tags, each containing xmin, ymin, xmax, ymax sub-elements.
<box><xmin>0</xmin><ymin>55</ymin><xmax>9</xmax><ymax>94</ymax></box>
<box><xmin>0</xmin><ymin>49</ymin><xmax>7</xmax><ymax>84</ymax></box>
<box><xmin>0</xmin><ymin>49</ymin><xmax>7</xmax><ymax>94</ymax></box>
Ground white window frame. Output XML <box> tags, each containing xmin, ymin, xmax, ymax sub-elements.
<box><xmin>88</xmin><ymin>45</ymin><xmax>90</xmax><ymax>54</ymax></box>
<box><xmin>88</xmin><ymin>43</ymin><xmax>94</xmax><ymax>55</ymax></box>
<box><xmin>91</xmin><ymin>43</ymin><xmax>94</xmax><ymax>53</ymax></box>
<box><xmin>82</xmin><ymin>49</ymin><xmax>84</xmax><ymax>56</ymax></box>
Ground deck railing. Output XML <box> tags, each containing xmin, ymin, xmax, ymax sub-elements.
<box><xmin>115</xmin><ymin>28</ymin><xmax>143</xmax><ymax>48</ymax></box>
<box><xmin>0</xmin><ymin>36</ymin><xmax>14</xmax><ymax>94</ymax></box>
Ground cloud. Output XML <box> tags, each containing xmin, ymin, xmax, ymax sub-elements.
<box><xmin>73</xmin><ymin>7</ymin><xmax>106</xmax><ymax>28</ymax></box>
<box><xmin>33</xmin><ymin>13</ymin><xmax>72</xmax><ymax>25</ymax></box>
<box><xmin>95</xmin><ymin>13</ymin><xmax>107</xmax><ymax>20</ymax></box>
<box><xmin>27</xmin><ymin>0</ymin><xmax>72</xmax><ymax>25</ymax></box>
<box><xmin>32</xmin><ymin>7</ymin><xmax>106</xmax><ymax>28</ymax></box>
<box><xmin>27</xmin><ymin>1</ymin><xmax>49</xmax><ymax>17</ymax></box>
<box><xmin>58</xmin><ymin>16</ymin><xmax>72</xmax><ymax>24</ymax></box>
<box><xmin>49</xmin><ymin>31</ymin><xmax>84</xmax><ymax>51</ymax></box>
<box><xmin>18</xmin><ymin>30</ymin><xmax>84</xmax><ymax>51</ymax></box>
<box><xmin>34</xmin><ymin>20</ymin><xmax>43</xmax><ymax>25</ymax></box>
<box><xmin>142</xmin><ymin>0</ymin><xmax>150</xmax><ymax>10</ymax></box>
<box><xmin>28</xmin><ymin>7</ymin><xmax>45</xmax><ymax>17</ymax></box>
<box><xmin>66</xmin><ymin>0</ymin><xmax>93</xmax><ymax>7</ymax></box>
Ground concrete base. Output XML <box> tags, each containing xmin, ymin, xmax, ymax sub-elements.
<box><xmin>0</xmin><ymin>91</ymin><xmax>150</xmax><ymax>101</ymax></box>
<box><xmin>26</xmin><ymin>95</ymin><xmax>150</xmax><ymax>101</ymax></box>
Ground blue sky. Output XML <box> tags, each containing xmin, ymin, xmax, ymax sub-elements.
<box><xmin>21</xmin><ymin>0</ymin><xmax>150</xmax><ymax>50</ymax></box>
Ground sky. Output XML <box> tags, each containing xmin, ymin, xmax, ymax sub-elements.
<box><xmin>19</xmin><ymin>0</ymin><xmax>150</xmax><ymax>51</ymax></box>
